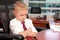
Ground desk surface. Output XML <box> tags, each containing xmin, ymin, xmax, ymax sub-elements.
<box><xmin>36</xmin><ymin>29</ymin><xmax>60</xmax><ymax>40</ymax></box>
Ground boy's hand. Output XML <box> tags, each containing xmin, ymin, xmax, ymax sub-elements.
<box><xmin>27</xmin><ymin>27</ymin><xmax>32</xmax><ymax>32</ymax></box>
<box><xmin>25</xmin><ymin>27</ymin><xmax>32</xmax><ymax>36</ymax></box>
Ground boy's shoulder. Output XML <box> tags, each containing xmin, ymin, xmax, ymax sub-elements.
<box><xmin>25</xmin><ymin>18</ymin><xmax>32</xmax><ymax>21</ymax></box>
<box><xmin>10</xmin><ymin>18</ymin><xmax>16</xmax><ymax>23</ymax></box>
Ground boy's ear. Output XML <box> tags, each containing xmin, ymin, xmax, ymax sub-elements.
<box><xmin>13</xmin><ymin>10</ymin><xmax>16</xmax><ymax>16</ymax></box>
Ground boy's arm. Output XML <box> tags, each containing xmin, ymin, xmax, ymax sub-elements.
<box><xmin>18</xmin><ymin>28</ymin><xmax>32</xmax><ymax>38</ymax></box>
<box><xmin>28</xmin><ymin>20</ymin><xmax>38</xmax><ymax>37</ymax></box>
<box><xmin>28</xmin><ymin>32</ymin><xmax>37</xmax><ymax>37</ymax></box>
<box><xmin>19</xmin><ymin>27</ymin><xmax>37</xmax><ymax>37</ymax></box>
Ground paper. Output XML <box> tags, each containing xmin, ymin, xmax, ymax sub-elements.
<box><xmin>52</xmin><ymin>23</ymin><xmax>60</xmax><ymax>32</ymax></box>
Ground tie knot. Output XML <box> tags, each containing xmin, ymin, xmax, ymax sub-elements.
<box><xmin>21</xmin><ymin>21</ymin><xmax>25</xmax><ymax>24</ymax></box>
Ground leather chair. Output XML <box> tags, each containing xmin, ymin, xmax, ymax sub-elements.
<box><xmin>0</xmin><ymin>8</ymin><xmax>24</xmax><ymax>40</ymax></box>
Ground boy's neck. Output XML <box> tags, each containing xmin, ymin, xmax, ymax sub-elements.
<box><xmin>16</xmin><ymin>18</ymin><xmax>26</xmax><ymax>22</ymax></box>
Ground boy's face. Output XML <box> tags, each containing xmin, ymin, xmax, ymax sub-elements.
<box><xmin>13</xmin><ymin>7</ymin><xmax>28</xmax><ymax>21</ymax></box>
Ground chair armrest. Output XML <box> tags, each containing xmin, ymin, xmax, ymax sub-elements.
<box><xmin>12</xmin><ymin>34</ymin><xmax>24</xmax><ymax>40</ymax></box>
<box><xmin>0</xmin><ymin>34</ymin><xmax>13</xmax><ymax>38</ymax></box>
<box><xmin>0</xmin><ymin>34</ymin><xmax>24</xmax><ymax>40</ymax></box>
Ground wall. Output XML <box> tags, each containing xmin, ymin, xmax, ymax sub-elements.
<box><xmin>23</xmin><ymin>0</ymin><xmax>29</xmax><ymax>7</ymax></box>
<box><xmin>46</xmin><ymin>0</ymin><xmax>60</xmax><ymax>3</ymax></box>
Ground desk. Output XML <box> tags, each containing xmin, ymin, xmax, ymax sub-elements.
<box><xmin>32</xmin><ymin>19</ymin><xmax>49</xmax><ymax>28</ymax></box>
<box><xmin>36</xmin><ymin>29</ymin><xmax>60</xmax><ymax>40</ymax></box>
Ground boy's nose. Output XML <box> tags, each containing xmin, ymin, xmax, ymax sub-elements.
<box><xmin>23</xmin><ymin>16</ymin><xmax>26</xmax><ymax>19</ymax></box>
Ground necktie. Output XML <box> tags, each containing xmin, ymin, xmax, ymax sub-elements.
<box><xmin>21</xmin><ymin>21</ymin><xmax>33</xmax><ymax>40</ymax></box>
<box><xmin>21</xmin><ymin>21</ymin><xmax>27</xmax><ymax>31</ymax></box>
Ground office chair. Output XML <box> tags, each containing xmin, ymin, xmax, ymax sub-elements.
<box><xmin>0</xmin><ymin>8</ymin><xmax>24</xmax><ymax>40</ymax></box>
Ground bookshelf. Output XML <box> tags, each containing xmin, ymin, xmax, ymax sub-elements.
<box><xmin>28</xmin><ymin>0</ymin><xmax>60</xmax><ymax>13</ymax></box>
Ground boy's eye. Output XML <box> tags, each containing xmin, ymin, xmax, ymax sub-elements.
<box><xmin>20</xmin><ymin>14</ymin><xmax>27</xmax><ymax>16</ymax></box>
<box><xmin>20</xmin><ymin>15</ymin><xmax>24</xmax><ymax>16</ymax></box>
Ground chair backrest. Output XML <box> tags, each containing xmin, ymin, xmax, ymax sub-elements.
<box><xmin>0</xmin><ymin>8</ymin><xmax>10</xmax><ymax>34</ymax></box>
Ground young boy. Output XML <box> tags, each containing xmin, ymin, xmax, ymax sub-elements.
<box><xmin>10</xmin><ymin>1</ymin><xmax>38</xmax><ymax>39</ymax></box>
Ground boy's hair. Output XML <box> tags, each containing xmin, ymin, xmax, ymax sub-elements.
<box><xmin>13</xmin><ymin>1</ymin><xmax>28</xmax><ymax>10</ymax></box>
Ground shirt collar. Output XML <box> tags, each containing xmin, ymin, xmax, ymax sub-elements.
<box><xmin>15</xmin><ymin>18</ymin><xmax>27</xmax><ymax>22</ymax></box>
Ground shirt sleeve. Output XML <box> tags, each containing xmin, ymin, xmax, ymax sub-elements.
<box><xmin>9</xmin><ymin>21</ymin><xmax>21</xmax><ymax>34</ymax></box>
<box><xmin>29</xmin><ymin>20</ymin><xmax>38</xmax><ymax>32</ymax></box>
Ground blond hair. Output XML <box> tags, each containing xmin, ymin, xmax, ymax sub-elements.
<box><xmin>13</xmin><ymin>1</ymin><xmax>28</xmax><ymax>10</ymax></box>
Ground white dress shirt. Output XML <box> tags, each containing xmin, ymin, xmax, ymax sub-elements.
<box><xmin>10</xmin><ymin>18</ymin><xmax>37</xmax><ymax>34</ymax></box>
